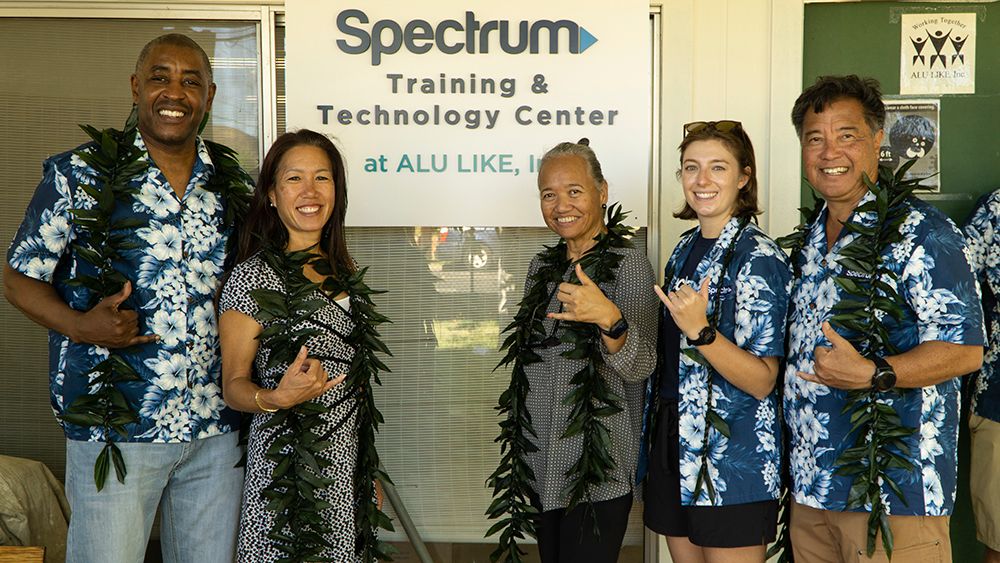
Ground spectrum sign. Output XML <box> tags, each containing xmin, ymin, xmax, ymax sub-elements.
<box><xmin>336</xmin><ymin>9</ymin><xmax>599</xmax><ymax>65</ymax></box>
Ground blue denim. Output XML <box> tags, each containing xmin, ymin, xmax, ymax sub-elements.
<box><xmin>65</xmin><ymin>432</ymin><xmax>243</xmax><ymax>563</ymax></box>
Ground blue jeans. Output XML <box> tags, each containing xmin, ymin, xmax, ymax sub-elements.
<box><xmin>65</xmin><ymin>432</ymin><xmax>243</xmax><ymax>563</ymax></box>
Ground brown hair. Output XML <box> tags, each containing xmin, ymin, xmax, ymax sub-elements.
<box><xmin>235</xmin><ymin>129</ymin><xmax>354</xmax><ymax>275</ymax></box>
<box><xmin>674</xmin><ymin>124</ymin><xmax>761</xmax><ymax>220</ymax></box>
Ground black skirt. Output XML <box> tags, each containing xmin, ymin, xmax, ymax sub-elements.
<box><xmin>643</xmin><ymin>399</ymin><xmax>778</xmax><ymax>548</ymax></box>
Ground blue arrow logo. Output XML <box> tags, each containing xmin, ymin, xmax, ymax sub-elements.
<box><xmin>579</xmin><ymin>27</ymin><xmax>598</xmax><ymax>52</ymax></box>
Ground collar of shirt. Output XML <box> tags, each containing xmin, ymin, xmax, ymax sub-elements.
<box><xmin>132</xmin><ymin>132</ymin><xmax>215</xmax><ymax>201</ymax></box>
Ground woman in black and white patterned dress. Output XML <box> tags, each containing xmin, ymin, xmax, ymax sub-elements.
<box><xmin>218</xmin><ymin>130</ymin><xmax>363</xmax><ymax>562</ymax></box>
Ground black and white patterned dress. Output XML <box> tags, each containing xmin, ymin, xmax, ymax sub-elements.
<box><xmin>220</xmin><ymin>253</ymin><xmax>361</xmax><ymax>563</ymax></box>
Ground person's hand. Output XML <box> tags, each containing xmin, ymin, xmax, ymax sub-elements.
<box><xmin>797</xmin><ymin>322</ymin><xmax>875</xmax><ymax>390</ymax></box>
<box><xmin>269</xmin><ymin>346</ymin><xmax>345</xmax><ymax>408</ymax></box>
<box><xmin>72</xmin><ymin>281</ymin><xmax>158</xmax><ymax>348</ymax></box>
<box><xmin>548</xmin><ymin>264</ymin><xmax>621</xmax><ymax>330</ymax></box>
<box><xmin>654</xmin><ymin>278</ymin><xmax>710</xmax><ymax>340</ymax></box>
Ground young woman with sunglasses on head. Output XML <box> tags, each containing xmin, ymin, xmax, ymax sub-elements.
<box><xmin>641</xmin><ymin>121</ymin><xmax>791</xmax><ymax>562</ymax></box>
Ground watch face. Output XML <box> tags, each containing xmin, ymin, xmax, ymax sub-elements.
<box><xmin>874</xmin><ymin>368</ymin><xmax>897</xmax><ymax>391</ymax></box>
<box><xmin>689</xmin><ymin>326</ymin><xmax>716</xmax><ymax>346</ymax></box>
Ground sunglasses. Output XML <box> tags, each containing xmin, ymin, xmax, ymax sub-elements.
<box><xmin>683</xmin><ymin>120</ymin><xmax>743</xmax><ymax>137</ymax></box>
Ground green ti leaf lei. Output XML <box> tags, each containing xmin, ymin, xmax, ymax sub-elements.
<box><xmin>667</xmin><ymin>217</ymin><xmax>750</xmax><ymax>506</ymax></box>
<box><xmin>251</xmin><ymin>245</ymin><xmax>395</xmax><ymax>563</ymax></box>
<box><xmin>486</xmin><ymin>203</ymin><xmax>633</xmax><ymax>562</ymax></box>
<box><xmin>60</xmin><ymin>107</ymin><xmax>252</xmax><ymax>491</ymax></box>
<box><xmin>777</xmin><ymin>161</ymin><xmax>925</xmax><ymax>559</ymax></box>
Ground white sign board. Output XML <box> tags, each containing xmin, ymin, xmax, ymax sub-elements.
<box><xmin>900</xmin><ymin>13</ymin><xmax>976</xmax><ymax>95</ymax></box>
<box><xmin>286</xmin><ymin>1</ymin><xmax>650</xmax><ymax>226</ymax></box>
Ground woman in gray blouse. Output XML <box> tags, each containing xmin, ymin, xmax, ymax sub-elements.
<box><xmin>523</xmin><ymin>139</ymin><xmax>658</xmax><ymax>562</ymax></box>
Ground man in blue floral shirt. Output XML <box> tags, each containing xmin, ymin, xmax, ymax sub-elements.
<box><xmin>4</xmin><ymin>34</ymin><xmax>249</xmax><ymax>563</ymax></box>
<box><xmin>963</xmin><ymin>192</ymin><xmax>1000</xmax><ymax>563</ymax></box>
<box><xmin>784</xmin><ymin>75</ymin><xmax>984</xmax><ymax>562</ymax></box>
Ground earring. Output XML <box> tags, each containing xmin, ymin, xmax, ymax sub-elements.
<box><xmin>602</xmin><ymin>203</ymin><xmax>607</xmax><ymax>210</ymax></box>
<box><xmin>269</xmin><ymin>200</ymin><xmax>276</xmax><ymax>207</ymax></box>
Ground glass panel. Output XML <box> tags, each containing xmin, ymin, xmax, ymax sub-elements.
<box><xmin>0</xmin><ymin>18</ymin><xmax>261</xmax><ymax>480</ymax></box>
<box><xmin>346</xmin><ymin>226</ymin><xmax>648</xmax><ymax>556</ymax></box>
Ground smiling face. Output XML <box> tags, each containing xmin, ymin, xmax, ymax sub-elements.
<box><xmin>131</xmin><ymin>43</ymin><xmax>215</xmax><ymax>154</ymax></box>
<box><xmin>800</xmin><ymin>97</ymin><xmax>884</xmax><ymax>213</ymax></box>
<box><xmin>269</xmin><ymin>145</ymin><xmax>336</xmax><ymax>250</ymax></box>
<box><xmin>679</xmin><ymin>139</ymin><xmax>749</xmax><ymax>237</ymax></box>
<box><xmin>538</xmin><ymin>154</ymin><xmax>607</xmax><ymax>251</ymax></box>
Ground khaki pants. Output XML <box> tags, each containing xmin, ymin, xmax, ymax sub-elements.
<box><xmin>970</xmin><ymin>413</ymin><xmax>1000</xmax><ymax>551</ymax></box>
<box><xmin>790</xmin><ymin>501</ymin><xmax>951</xmax><ymax>563</ymax></box>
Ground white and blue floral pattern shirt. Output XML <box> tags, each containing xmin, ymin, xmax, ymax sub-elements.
<box><xmin>6</xmin><ymin>133</ymin><xmax>245</xmax><ymax>443</ymax></box>
<box><xmin>785</xmin><ymin>190</ymin><xmax>985</xmax><ymax>516</ymax></box>
<box><xmin>651</xmin><ymin>217</ymin><xmax>791</xmax><ymax>506</ymax></box>
<box><xmin>963</xmin><ymin>189</ymin><xmax>1000</xmax><ymax>423</ymax></box>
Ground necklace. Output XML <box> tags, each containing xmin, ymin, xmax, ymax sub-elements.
<box><xmin>251</xmin><ymin>245</ymin><xmax>394</xmax><ymax>562</ymax></box>
<box><xmin>486</xmin><ymin>203</ymin><xmax>634</xmax><ymax>562</ymax></box>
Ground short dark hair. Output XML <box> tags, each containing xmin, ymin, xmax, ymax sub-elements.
<box><xmin>674</xmin><ymin>123</ymin><xmax>761</xmax><ymax>221</ymax></box>
<box><xmin>791</xmin><ymin>75</ymin><xmax>885</xmax><ymax>137</ymax></box>
<box><xmin>135</xmin><ymin>33</ymin><xmax>213</xmax><ymax>81</ymax></box>
<box><xmin>235</xmin><ymin>129</ymin><xmax>354</xmax><ymax>275</ymax></box>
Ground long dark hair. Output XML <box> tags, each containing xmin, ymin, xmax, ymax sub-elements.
<box><xmin>236</xmin><ymin>129</ymin><xmax>354</xmax><ymax>275</ymax></box>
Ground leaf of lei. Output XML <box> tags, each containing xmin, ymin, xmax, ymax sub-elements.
<box><xmin>251</xmin><ymin>247</ymin><xmax>397</xmax><ymax>562</ymax></box>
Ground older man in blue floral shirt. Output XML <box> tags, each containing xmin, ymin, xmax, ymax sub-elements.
<box><xmin>784</xmin><ymin>75</ymin><xmax>984</xmax><ymax>562</ymax></box>
<box><xmin>963</xmin><ymin>192</ymin><xmax>1000</xmax><ymax>563</ymax></box>
<box><xmin>4</xmin><ymin>34</ymin><xmax>250</xmax><ymax>563</ymax></box>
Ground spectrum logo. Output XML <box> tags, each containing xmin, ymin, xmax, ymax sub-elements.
<box><xmin>337</xmin><ymin>9</ymin><xmax>599</xmax><ymax>65</ymax></box>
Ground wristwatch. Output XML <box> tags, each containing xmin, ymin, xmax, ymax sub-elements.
<box><xmin>601</xmin><ymin>316</ymin><xmax>629</xmax><ymax>339</ymax></box>
<box><xmin>687</xmin><ymin>326</ymin><xmax>717</xmax><ymax>346</ymax></box>
<box><xmin>871</xmin><ymin>357</ymin><xmax>897</xmax><ymax>392</ymax></box>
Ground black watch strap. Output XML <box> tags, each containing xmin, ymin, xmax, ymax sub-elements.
<box><xmin>601</xmin><ymin>316</ymin><xmax>629</xmax><ymax>339</ymax></box>
<box><xmin>687</xmin><ymin>326</ymin><xmax>717</xmax><ymax>346</ymax></box>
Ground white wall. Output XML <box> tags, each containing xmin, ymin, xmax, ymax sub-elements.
<box><xmin>655</xmin><ymin>0</ymin><xmax>804</xmax><ymax>276</ymax></box>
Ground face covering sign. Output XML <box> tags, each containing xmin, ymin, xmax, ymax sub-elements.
<box><xmin>285</xmin><ymin>0</ymin><xmax>650</xmax><ymax>226</ymax></box>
